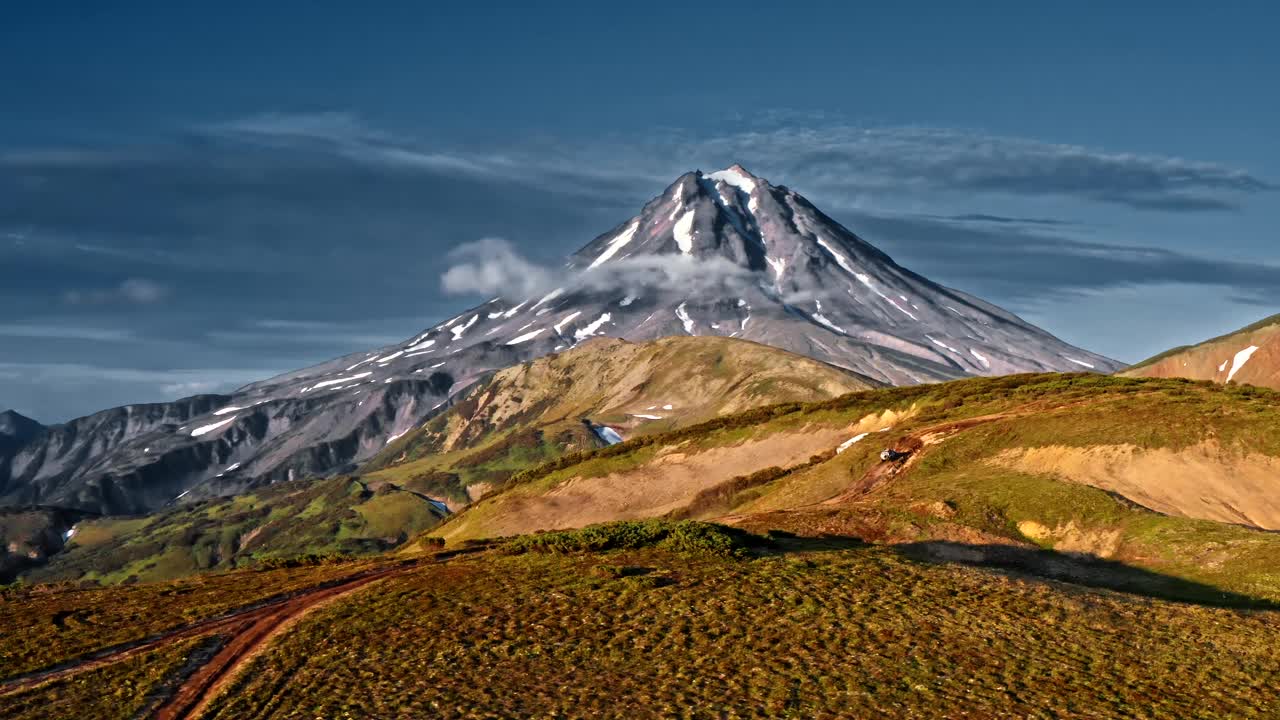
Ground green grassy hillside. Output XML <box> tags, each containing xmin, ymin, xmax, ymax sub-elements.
<box><xmin>9</xmin><ymin>348</ymin><xmax>1280</xmax><ymax>716</ymax></box>
<box><xmin>431</xmin><ymin>373</ymin><xmax>1280</xmax><ymax>602</ymax></box>
<box><xmin>21</xmin><ymin>477</ymin><xmax>442</xmax><ymax>585</ymax></box>
<box><xmin>361</xmin><ymin>335</ymin><xmax>874</xmax><ymax>506</ymax></box>
<box><xmin>5</xmin><ymin>526</ymin><xmax>1275</xmax><ymax>718</ymax></box>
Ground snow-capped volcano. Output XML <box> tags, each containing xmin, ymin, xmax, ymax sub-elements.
<box><xmin>0</xmin><ymin>165</ymin><xmax>1119</xmax><ymax>515</ymax></box>
<box><xmin>417</xmin><ymin>164</ymin><xmax>1118</xmax><ymax>384</ymax></box>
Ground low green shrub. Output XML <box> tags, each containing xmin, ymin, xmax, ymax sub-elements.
<box><xmin>504</xmin><ymin>520</ymin><xmax>759</xmax><ymax>559</ymax></box>
<box><xmin>256</xmin><ymin>552</ymin><xmax>354</xmax><ymax>570</ymax></box>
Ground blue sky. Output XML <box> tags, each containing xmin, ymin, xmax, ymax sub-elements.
<box><xmin>2</xmin><ymin>1</ymin><xmax>1277</xmax><ymax>421</ymax></box>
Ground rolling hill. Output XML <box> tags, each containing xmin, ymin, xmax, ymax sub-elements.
<box><xmin>1123</xmin><ymin>312</ymin><xmax>1280</xmax><ymax>390</ymax></box>
<box><xmin>2</xmin><ymin>522</ymin><xmax>1278</xmax><ymax>718</ymax></box>
<box><xmin>9</xmin><ymin>337</ymin><xmax>871</xmax><ymax>584</ymax></box>
<box><xmin>3</xmin><ymin>344</ymin><xmax>1280</xmax><ymax>717</ymax></box>
<box><xmin>360</xmin><ymin>335</ymin><xmax>875</xmax><ymax>509</ymax></box>
<box><xmin>15</xmin><ymin>476</ymin><xmax>446</xmax><ymax>585</ymax></box>
<box><xmin>431</xmin><ymin>371</ymin><xmax>1280</xmax><ymax>602</ymax></box>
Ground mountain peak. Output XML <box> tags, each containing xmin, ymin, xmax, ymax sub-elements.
<box><xmin>0</xmin><ymin>165</ymin><xmax>1123</xmax><ymax>517</ymax></box>
<box><xmin>556</xmin><ymin>167</ymin><xmax>1119</xmax><ymax>382</ymax></box>
<box><xmin>0</xmin><ymin>409</ymin><xmax>43</xmax><ymax>445</ymax></box>
<box><xmin>704</xmin><ymin>164</ymin><xmax>763</xmax><ymax>193</ymax></box>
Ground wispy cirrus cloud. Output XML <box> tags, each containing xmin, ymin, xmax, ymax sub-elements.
<box><xmin>6</xmin><ymin>113</ymin><xmax>1273</xmax><ymax>308</ymax></box>
<box><xmin>190</xmin><ymin>112</ymin><xmax>1277</xmax><ymax>211</ymax></box>
<box><xmin>0</xmin><ymin>324</ymin><xmax>137</xmax><ymax>342</ymax></box>
<box><xmin>63</xmin><ymin>277</ymin><xmax>168</xmax><ymax>305</ymax></box>
<box><xmin>853</xmin><ymin>211</ymin><xmax>1280</xmax><ymax>306</ymax></box>
<box><xmin>666</xmin><ymin>125</ymin><xmax>1272</xmax><ymax>212</ymax></box>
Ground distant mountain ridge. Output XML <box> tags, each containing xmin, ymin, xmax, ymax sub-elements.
<box><xmin>14</xmin><ymin>336</ymin><xmax>870</xmax><ymax>584</ymax></box>
<box><xmin>359</xmin><ymin>335</ymin><xmax>876</xmax><ymax>511</ymax></box>
<box><xmin>0</xmin><ymin>165</ymin><xmax>1119</xmax><ymax>516</ymax></box>
<box><xmin>1123</xmin><ymin>312</ymin><xmax>1280</xmax><ymax>389</ymax></box>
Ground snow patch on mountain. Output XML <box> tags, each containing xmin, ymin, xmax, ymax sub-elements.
<box><xmin>588</xmin><ymin>221</ymin><xmax>641</xmax><ymax>269</ymax></box>
<box><xmin>311</xmin><ymin>372</ymin><xmax>373</xmax><ymax>390</ymax></box>
<box><xmin>837</xmin><ymin>433</ymin><xmax>870</xmax><ymax>454</ymax></box>
<box><xmin>673</xmin><ymin>210</ymin><xmax>696</xmax><ymax>254</ymax></box>
<box><xmin>345</xmin><ymin>356</ymin><xmax>378</xmax><ymax>372</ymax></box>
<box><xmin>708</xmin><ymin>165</ymin><xmax>758</xmax><ymax>194</ymax></box>
<box><xmin>574</xmin><ymin>313</ymin><xmax>612</xmax><ymax>342</ymax></box>
<box><xmin>507</xmin><ymin>328</ymin><xmax>547</xmax><ymax>345</ymax></box>
<box><xmin>812</xmin><ymin>309</ymin><xmax>845</xmax><ymax>334</ymax></box>
<box><xmin>451</xmin><ymin>315</ymin><xmax>479</xmax><ymax>341</ymax></box>
<box><xmin>1227</xmin><ymin>346</ymin><xmax>1260</xmax><ymax>382</ymax></box>
<box><xmin>191</xmin><ymin>416</ymin><xmax>236</xmax><ymax>437</ymax></box>
<box><xmin>816</xmin><ymin>238</ymin><xmax>858</xmax><ymax>275</ymax></box>
<box><xmin>766</xmin><ymin>256</ymin><xmax>786</xmax><ymax>278</ymax></box>
<box><xmin>675</xmin><ymin>303</ymin><xmax>696</xmax><ymax>334</ymax></box>
<box><xmin>927</xmin><ymin>336</ymin><xmax>961</xmax><ymax>355</ymax></box>
<box><xmin>554</xmin><ymin>311</ymin><xmax>583</xmax><ymax>334</ymax></box>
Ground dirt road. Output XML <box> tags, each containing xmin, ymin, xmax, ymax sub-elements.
<box><xmin>0</xmin><ymin>560</ymin><xmax>428</xmax><ymax>719</ymax></box>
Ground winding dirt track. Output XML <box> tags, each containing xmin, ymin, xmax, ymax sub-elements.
<box><xmin>0</xmin><ymin>559</ymin><xmax>435</xmax><ymax>719</ymax></box>
<box><xmin>820</xmin><ymin>412</ymin><xmax>1016</xmax><ymax>505</ymax></box>
<box><xmin>720</xmin><ymin>401</ymin><xmax>1096</xmax><ymax>530</ymax></box>
<box><xmin>151</xmin><ymin>562</ymin><xmax>423</xmax><ymax>720</ymax></box>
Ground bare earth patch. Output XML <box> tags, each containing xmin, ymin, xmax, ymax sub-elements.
<box><xmin>443</xmin><ymin>424</ymin><xmax>853</xmax><ymax>541</ymax></box>
<box><xmin>992</xmin><ymin>442</ymin><xmax>1280</xmax><ymax>529</ymax></box>
<box><xmin>1017</xmin><ymin>520</ymin><xmax>1124</xmax><ymax>558</ymax></box>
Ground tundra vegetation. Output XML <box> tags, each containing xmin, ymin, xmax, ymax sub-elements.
<box><xmin>4</xmin><ymin>373</ymin><xmax>1280</xmax><ymax>717</ymax></box>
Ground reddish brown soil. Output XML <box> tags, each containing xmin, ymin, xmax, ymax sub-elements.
<box><xmin>820</xmin><ymin>412</ymin><xmax>1016</xmax><ymax>505</ymax></box>
<box><xmin>0</xmin><ymin>561</ymin><xmax>432</xmax><ymax>718</ymax></box>
<box><xmin>151</xmin><ymin>564</ymin><xmax>421</xmax><ymax>719</ymax></box>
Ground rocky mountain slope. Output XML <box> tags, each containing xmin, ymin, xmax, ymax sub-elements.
<box><xmin>1122</xmin><ymin>312</ymin><xmax>1280</xmax><ymax>389</ymax></box>
<box><xmin>0</xmin><ymin>165</ymin><xmax>1118</xmax><ymax>517</ymax></box>
<box><xmin>12</xmin><ymin>337</ymin><xmax>870</xmax><ymax>583</ymax></box>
